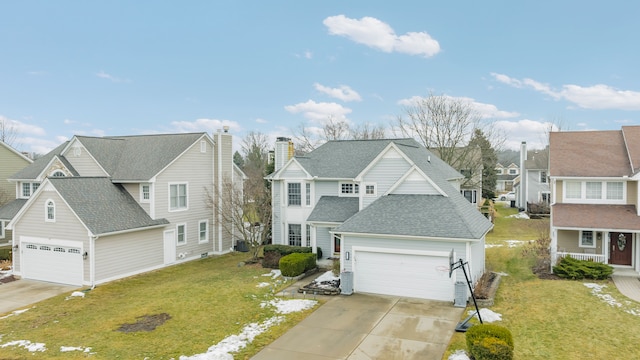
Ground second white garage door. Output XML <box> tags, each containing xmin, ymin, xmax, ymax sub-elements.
<box><xmin>21</xmin><ymin>239</ymin><xmax>83</xmax><ymax>286</ymax></box>
<box><xmin>353</xmin><ymin>250</ymin><xmax>454</xmax><ymax>301</ymax></box>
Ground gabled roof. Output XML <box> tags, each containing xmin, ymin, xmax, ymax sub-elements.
<box><xmin>0</xmin><ymin>141</ymin><xmax>33</xmax><ymax>163</ymax></box>
<box><xmin>11</xmin><ymin>141</ymin><xmax>70</xmax><ymax>180</ymax></box>
<box><xmin>549</xmin><ymin>130</ymin><xmax>632</xmax><ymax>177</ymax></box>
<box><xmin>48</xmin><ymin>177</ymin><xmax>169</xmax><ymax>235</ymax></box>
<box><xmin>0</xmin><ymin>199</ymin><xmax>27</xmax><ymax>221</ymax></box>
<box><xmin>524</xmin><ymin>148</ymin><xmax>548</xmax><ymax>170</ymax></box>
<box><xmin>307</xmin><ymin>196</ymin><xmax>359</xmax><ymax>223</ymax></box>
<box><xmin>334</xmin><ymin>194</ymin><xmax>492</xmax><ymax>239</ymax></box>
<box><xmin>10</xmin><ymin>133</ymin><xmax>208</xmax><ymax>182</ymax></box>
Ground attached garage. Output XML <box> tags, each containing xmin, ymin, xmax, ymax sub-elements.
<box><xmin>21</xmin><ymin>237</ymin><xmax>83</xmax><ymax>286</ymax></box>
<box><xmin>353</xmin><ymin>248</ymin><xmax>454</xmax><ymax>301</ymax></box>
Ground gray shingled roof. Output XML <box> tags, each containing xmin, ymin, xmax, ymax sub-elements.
<box><xmin>335</xmin><ymin>194</ymin><xmax>492</xmax><ymax>239</ymax></box>
<box><xmin>307</xmin><ymin>196</ymin><xmax>359</xmax><ymax>223</ymax></box>
<box><xmin>295</xmin><ymin>138</ymin><xmax>462</xmax><ymax>180</ymax></box>
<box><xmin>10</xmin><ymin>142</ymin><xmax>70</xmax><ymax>180</ymax></box>
<box><xmin>48</xmin><ymin>177</ymin><xmax>169</xmax><ymax>235</ymax></box>
<box><xmin>0</xmin><ymin>199</ymin><xmax>28</xmax><ymax>221</ymax></box>
<box><xmin>10</xmin><ymin>133</ymin><xmax>206</xmax><ymax>182</ymax></box>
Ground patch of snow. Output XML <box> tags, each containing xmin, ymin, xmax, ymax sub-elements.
<box><xmin>256</xmin><ymin>282</ymin><xmax>271</xmax><ymax>288</ymax></box>
<box><xmin>485</xmin><ymin>244</ymin><xmax>503</xmax><ymax>248</ymax></box>
<box><xmin>449</xmin><ymin>349</ymin><xmax>470</xmax><ymax>360</ymax></box>
<box><xmin>60</xmin><ymin>346</ymin><xmax>91</xmax><ymax>353</ymax></box>
<box><xmin>506</xmin><ymin>212</ymin><xmax>529</xmax><ymax>219</ymax></box>
<box><xmin>505</xmin><ymin>240</ymin><xmax>527</xmax><ymax>247</ymax></box>
<box><xmin>261</xmin><ymin>299</ymin><xmax>317</xmax><ymax>314</ymax></box>
<box><xmin>65</xmin><ymin>291</ymin><xmax>86</xmax><ymax>300</ymax></box>
<box><xmin>180</xmin><ymin>316</ymin><xmax>285</xmax><ymax>360</ymax></box>
<box><xmin>468</xmin><ymin>308</ymin><xmax>502</xmax><ymax>323</ymax></box>
<box><xmin>261</xmin><ymin>269</ymin><xmax>281</xmax><ymax>279</ymax></box>
<box><xmin>315</xmin><ymin>270</ymin><xmax>339</xmax><ymax>283</ymax></box>
<box><xmin>0</xmin><ymin>308</ymin><xmax>30</xmax><ymax>320</ymax></box>
<box><xmin>584</xmin><ymin>283</ymin><xmax>640</xmax><ymax>316</ymax></box>
<box><xmin>0</xmin><ymin>340</ymin><xmax>46</xmax><ymax>352</ymax></box>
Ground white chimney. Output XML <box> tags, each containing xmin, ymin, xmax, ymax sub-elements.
<box><xmin>275</xmin><ymin>137</ymin><xmax>293</xmax><ymax>171</ymax></box>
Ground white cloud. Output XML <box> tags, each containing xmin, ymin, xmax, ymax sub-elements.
<box><xmin>169</xmin><ymin>118</ymin><xmax>240</xmax><ymax>133</ymax></box>
<box><xmin>494</xmin><ymin>119</ymin><xmax>557</xmax><ymax>150</ymax></box>
<box><xmin>314</xmin><ymin>83</ymin><xmax>362</xmax><ymax>102</ymax></box>
<box><xmin>284</xmin><ymin>100</ymin><xmax>352</xmax><ymax>123</ymax></box>
<box><xmin>397</xmin><ymin>95</ymin><xmax>519</xmax><ymax>119</ymax></box>
<box><xmin>0</xmin><ymin>116</ymin><xmax>46</xmax><ymax>136</ymax></box>
<box><xmin>96</xmin><ymin>71</ymin><xmax>131</xmax><ymax>83</ymax></box>
<box><xmin>491</xmin><ymin>73</ymin><xmax>640</xmax><ymax>110</ymax></box>
<box><xmin>255</xmin><ymin>118</ymin><xmax>268</xmax><ymax>124</ymax></box>
<box><xmin>323</xmin><ymin>15</ymin><xmax>440</xmax><ymax>58</ymax></box>
<box><xmin>15</xmin><ymin>136</ymin><xmax>61</xmax><ymax>155</ymax></box>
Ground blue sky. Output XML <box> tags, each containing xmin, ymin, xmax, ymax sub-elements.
<box><xmin>2</xmin><ymin>1</ymin><xmax>640</xmax><ymax>154</ymax></box>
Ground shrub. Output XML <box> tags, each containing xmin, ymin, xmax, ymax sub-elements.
<box><xmin>316</xmin><ymin>247</ymin><xmax>323</xmax><ymax>259</ymax></box>
<box><xmin>279</xmin><ymin>252</ymin><xmax>317</xmax><ymax>277</ymax></box>
<box><xmin>466</xmin><ymin>324</ymin><xmax>514</xmax><ymax>360</ymax></box>
<box><xmin>262</xmin><ymin>245</ymin><xmax>312</xmax><ymax>268</ymax></box>
<box><xmin>0</xmin><ymin>248</ymin><xmax>11</xmax><ymax>261</ymax></box>
<box><xmin>552</xmin><ymin>256</ymin><xmax>613</xmax><ymax>280</ymax></box>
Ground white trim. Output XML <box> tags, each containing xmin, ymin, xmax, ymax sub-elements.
<box><xmin>168</xmin><ymin>182</ymin><xmax>189</xmax><ymax>212</ymax></box>
<box><xmin>269</xmin><ymin>157</ymin><xmax>313</xmax><ymax>180</ymax></box>
<box><xmin>200</xmin><ymin>140</ymin><xmax>207</xmax><ymax>153</ymax></box>
<box><xmin>94</xmin><ymin>223</ymin><xmax>167</xmax><ymax>237</ymax></box>
<box><xmin>198</xmin><ymin>219</ymin><xmax>209</xmax><ymax>244</ymax></box>
<box><xmin>562</xmin><ymin>179</ymin><xmax>626</xmax><ymax>204</ymax></box>
<box><xmin>0</xmin><ymin>220</ymin><xmax>4</xmax><ymax>239</ymax></box>
<box><xmin>333</xmin><ymin>230</ymin><xmax>484</xmax><ymax>243</ymax></box>
<box><xmin>363</xmin><ymin>183</ymin><xmax>377</xmax><ymax>197</ymax></box>
<box><xmin>20</xmin><ymin>236</ymin><xmax>83</xmax><ymax>248</ymax></box>
<box><xmin>338</xmin><ymin>181</ymin><xmax>359</xmax><ymax>197</ymax></box>
<box><xmin>354</xmin><ymin>142</ymin><xmax>414</xmax><ymax>181</ymax></box>
<box><xmin>146</xmin><ymin>133</ymin><xmax>213</xmax><ymax>180</ymax></box>
<box><xmin>176</xmin><ymin>223</ymin><xmax>187</xmax><ymax>246</ymax></box>
<box><xmin>385</xmin><ymin>165</ymin><xmax>448</xmax><ymax>197</ymax></box>
<box><xmin>0</xmin><ymin>141</ymin><xmax>33</xmax><ymax>163</ymax></box>
<box><xmin>579</xmin><ymin>230</ymin><xmax>597</xmax><ymax>248</ymax></box>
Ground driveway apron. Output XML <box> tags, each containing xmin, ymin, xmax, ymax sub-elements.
<box><xmin>252</xmin><ymin>293</ymin><xmax>464</xmax><ymax>360</ymax></box>
<box><xmin>0</xmin><ymin>279</ymin><xmax>78</xmax><ymax>315</ymax></box>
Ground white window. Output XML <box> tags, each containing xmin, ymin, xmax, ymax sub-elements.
<box><xmin>606</xmin><ymin>182</ymin><xmax>624</xmax><ymax>200</ymax></box>
<box><xmin>199</xmin><ymin>220</ymin><xmax>208</xmax><ymax>243</ymax></box>
<box><xmin>169</xmin><ymin>183</ymin><xmax>188</xmax><ymax>211</ymax></box>
<box><xmin>140</xmin><ymin>184</ymin><xmax>151</xmax><ymax>203</ymax></box>
<box><xmin>541</xmin><ymin>192</ymin><xmax>551</xmax><ymax>204</ymax></box>
<box><xmin>0</xmin><ymin>221</ymin><xmax>4</xmax><ymax>239</ymax></box>
<box><xmin>509</xmin><ymin>169</ymin><xmax>517</xmax><ymax>175</ymax></box>
<box><xmin>177</xmin><ymin>224</ymin><xmax>186</xmax><ymax>245</ymax></box>
<box><xmin>340</xmin><ymin>182</ymin><xmax>359</xmax><ymax>195</ymax></box>
<box><xmin>21</xmin><ymin>182</ymin><xmax>40</xmax><ymax>199</ymax></box>
<box><xmin>288</xmin><ymin>224</ymin><xmax>301</xmax><ymax>246</ymax></box>
<box><xmin>565</xmin><ymin>181</ymin><xmax>582</xmax><ymax>199</ymax></box>
<box><xmin>585</xmin><ymin>182</ymin><xmax>602</xmax><ymax>199</ymax></box>
<box><xmin>496</xmin><ymin>168</ymin><xmax>503</xmax><ymax>175</ymax></box>
<box><xmin>364</xmin><ymin>184</ymin><xmax>376</xmax><ymax>196</ymax></box>
<box><xmin>540</xmin><ymin>171</ymin><xmax>547</xmax><ymax>183</ymax></box>
<box><xmin>200</xmin><ymin>140</ymin><xmax>207</xmax><ymax>153</ymax></box>
<box><xmin>45</xmin><ymin>199</ymin><xmax>55</xmax><ymax>222</ymax></box>
<box><xmin>288</xmin><ymin>183</ymin><xmax>301</xmax><ymax>206</ymax></box>
<box><xmin>305</xmin><ymin>224</ymin><xmax>311</xmax><ymax>247</ymax></box>
<box><xmin>305</xmin><ymin>183</ymin><xmax>311</xmax><ymax>206</ymax></box>
<box><xmin>579</xmin><ymin>230</ymin><xmax>596</xmax><ymax>248</ymax></box>
<box><xmin>462</xmin><ymin>190</ymin><xmax>477</xmax><ymax>204</ymax></box>
<box><xmin>50</xmin><ymin>170</ymin><xmax>66</xmax><ymax>177</ymax></box>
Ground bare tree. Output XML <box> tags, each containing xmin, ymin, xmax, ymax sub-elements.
<box><xmin>293</xmin><ymin>118</ymin><xmax>388</xmax><ymax>154</ymax></box>
<box><xmin>351</xmin><ymin>122</ymin><xmax>387</xmax><ymax>140</ymax></box>
<box><xmin>0</xmin><ymin>188</ymin><xmax>10</xmax><ymax>207</ymax></box>
<box><xmin>0</xmin><ymin>118</ymin><xmax>18</xmax><ymax>147</ymax></box>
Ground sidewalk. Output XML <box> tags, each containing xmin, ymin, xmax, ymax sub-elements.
<box><xmin>612</xmin><ymin>274</ymin><xmax>640</xmax><ymax>302</ymax></box>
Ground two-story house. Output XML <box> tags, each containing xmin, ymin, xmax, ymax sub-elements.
<box><xmin>0</xmin><ymin>130</ymin><xmax>243</xmax><ymax>286</ymax></box>
<box><xmin>495</xmin><ymin>163</ymin><xmax>518</xmax><ymax>192</ymax></box>
<box><xmin>549</xmin><ymin>126</ymin><xmax>640</xmax><ymax>274</ymax></box>
<box><xmin>516</xmin><ymin>142</ymin><xmax>550</xmax><ymax>212</ymax></box>
<box><xmin>268</xmin><ymin>138</ymin><xmax>493</xmax><ymax>301</ymax></box>
<box><xmin>0</xmin><ymin>141</ymin><xmax>33</xmax><ymax>245</ymax></box>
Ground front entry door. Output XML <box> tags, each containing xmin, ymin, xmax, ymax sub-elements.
<box><xmin>164</xmin><ymin>230</ymin><xmax>176</xmax><ymax>264</ymax></box>
<box><xmin>609</xmin><ymin>232</ymin><xmax>633</xmax><ymax>266</ymax></box>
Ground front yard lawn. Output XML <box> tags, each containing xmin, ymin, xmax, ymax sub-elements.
<box><xmin>444</xmin><ymin>202</ymin><xmax>640</xmax><ymax>359</ymax></box>
<box><xmin>0</xmin><ymin>252</ymin><xmax>318</xmax><ymax>359</ymax></box>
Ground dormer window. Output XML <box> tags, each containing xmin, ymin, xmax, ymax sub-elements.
<box><xmin>21</xmin><ymin>182</ymin><xmax>40</xmax><ymax>198</ymax></box>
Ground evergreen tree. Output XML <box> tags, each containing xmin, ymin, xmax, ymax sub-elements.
<box><xmin>469</xmin><ymin>129</ymin><xmax>498</xmax><ymax>200</ymax></box>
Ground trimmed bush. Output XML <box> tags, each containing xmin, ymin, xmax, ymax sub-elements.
<box><xmin>279</xmin><ymin>252</ymin><xmax>317</xmax><ymax>277</ymax></box>
<box><xmin>316</xmin><ymin>247</ymin><xmax>323</xmax><ymax>259</ymax></box>
<box><xmin>553</xmin><ymin>256</ymin><xmax>613</xmax><ymax>280</ymax></box>
<box><xmin>466</xmin><ymin>324</ymin><xmax>514</xmax><ymax>360</ymax></box>
<box><xmin>262</xmin><ymin>245</ymin><xmax>312</xmax><ymax>268</ymax></box>
<box><xmin>0</xmin><ymin>248</ymin><xmax>11</xmax><ymax>261</ymax></box>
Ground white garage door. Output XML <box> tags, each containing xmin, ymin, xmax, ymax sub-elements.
<box><xmin>354</xmin><ymin>250</ymin><xmax>454</xmax><ymax>301</ymax></box>
<box><xmin>22</xmin><ymin>241</ymin><xmax>83</xmax><ymax>286</ymax></box>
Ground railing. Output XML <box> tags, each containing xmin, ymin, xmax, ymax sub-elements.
<box><xmin>557</xmin><ymin>251</ymin><xmax>605</xmax><ymax>263</ymax></box>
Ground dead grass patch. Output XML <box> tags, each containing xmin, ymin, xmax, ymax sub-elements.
<box><xmin>117</xmin><ymin>313</ymin><xmax>171</xmax><ymax>333</ymax></box>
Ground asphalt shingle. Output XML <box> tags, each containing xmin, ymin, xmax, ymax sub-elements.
<box><xmin>307</xmin><ymin>196</ymin><xmax>359</xmax><ymax>223</ymax></box>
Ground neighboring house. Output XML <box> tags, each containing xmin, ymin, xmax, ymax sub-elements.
<box><xmin>0</xmin><ymin>130</ymin><xmax>243</xmax><ymax>286</ymax></box>
<box><xmin>495</xmin><ymin>163</ymin><xmax>518</xmax><ymax>192</ymax></box>
<box><xmin>268</xmin><ymin>138</ymin><xmax>493</xmax><ymax>301</ymax></box>
<box><xmin>431</xmin><ymin>146</ymin><xmax>483</xmax><ymax>206</ymax></box>
<box><xmin>515</xmin><ymin>142</ymin><xmax>550</xmax><ymax>211</ymax></box>
<box><xmin>549</xmin><ymin>126</ymin><xmax>640</xmax><ymax>274</ymax></box>
<box><xmin>0</xmin><ymin>141</ymin><xmax>33</xmax><ymax>246</ymax></box>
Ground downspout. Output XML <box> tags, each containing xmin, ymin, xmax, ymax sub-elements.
<box><xmin>90</xmin><ymin>235</ymin><xmax>97</xmax><ymax>289</ymax></box>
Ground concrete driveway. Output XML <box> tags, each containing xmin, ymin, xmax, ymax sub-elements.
<box><xmin>0</xmin><ymin>279</ymin><xmax>78</xmax><ymax>315</ymax></box>
<box><xmin>252</xmin><ymin>293</ymin><xmax>464</xmax><ymax>360</ymax></box>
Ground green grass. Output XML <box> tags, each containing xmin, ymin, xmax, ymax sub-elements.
<box><xmin>0</xmin><ymin>252</ymin><xmax>319</xmax><ymax>359</ymax></box>
<box><xmin>444</xmin><ymin>203</ymin><xmax>640</xmax><ymax>359</ymax></box>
